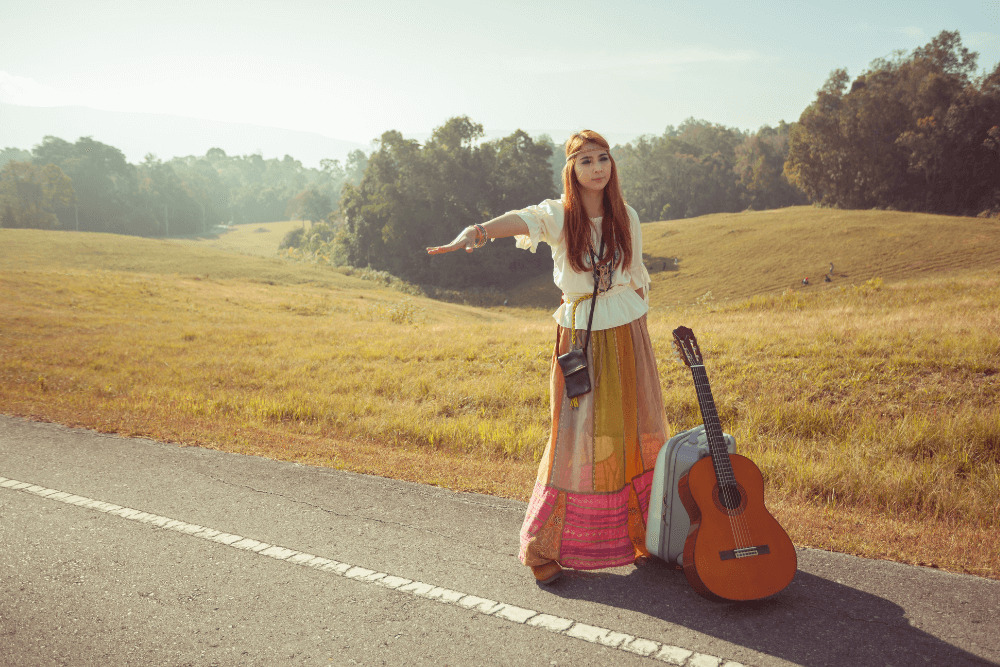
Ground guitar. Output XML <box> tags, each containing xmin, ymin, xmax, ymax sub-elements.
<box><xmin>672</xmin><ymin>326</ymin><xmax>797</xmax><ymax>601</ymax></box>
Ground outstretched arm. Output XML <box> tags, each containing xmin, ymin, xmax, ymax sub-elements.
<box><xmin>425</xmin><ymin>213</ymin><xmax>530</xmax><ymax>255</ymax></box>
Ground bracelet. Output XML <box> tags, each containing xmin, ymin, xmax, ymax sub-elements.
<box><xmin>473</xmin><ymin>223</ymin><xmax>488</xmax><ymax>248</ymax></box>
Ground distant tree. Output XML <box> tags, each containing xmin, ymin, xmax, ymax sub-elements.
<box><xmin>286</xmin><ymin>187</ymin><xmax>332</xmax><ymax>222</ymax></box>
<box><xmin>912</xmin><ymin>29</ymin><xmax>978</xmax><ymax>77</ymax></box>
<box><xmin>785</xmin><ymin>30</ymin><xmax>1000</xmax><ymax>214</ymax></box>
<box><xmin>32</xmin><ymin>136</ymin><xmax>139</xmax><ymax>233</ymax></box>
<box><xmin>167</xmin><ymin>154</ymin><xmax>228</xmax><ymax>228</ymax></box>
<box><xmin>734</xmin><ymin>123</ymin><xmax>808</xmax><ymax>210</ymax></box>
<box><xmin>0</xmin><ymin>147</ymin><xmax>32</xmax><ymax>170</ymax></box>
<box><xmin>319</xmin><ymin>157</ymin><xmax>346</xmax><ymax>200</ymax></box>
<box><xmin>784</xmin><ymin>69</ymin><xmax>855</xmax><ymax>206</ymax></box>
<box><xmin>12</xmin><ymin>136</ymin><xmax>380</xmax><ymax>237</ymax></box>
<box><xmin>0</xmin><ymin>161</ymin><xmax>74</xmax><ymax>229</ymax></box>
<box><xmin>279</xmin><ymin>225</ymin><xmax>306</xmax><ymax>249</ymax></box>
<box><xmin>615</xmin><ymin>120</ymin><xmax>754</xmax><ymax>221</ymax></box>
<box><xmin>137</xmin><ymin>155</ymin><xmax>203</xmax><ymax>236</ymax></box>
<box><xmin>335</xmin><ymin>117</ymin><xmax>554</xmax><ymax>287</ymax></box>
<box><xmin>339</xmin><ymin>129</ymin><xmax>420</xmax><ymax>274</ymax></box>
<box><xmin>534</xmin><ymin>134</ymin><xmax>564</xmax><ymax>193</ymax></box>
<box><xmin>344</xmin><ymin>149</ymin><xmax>369</xmax><ymax>186</ymax></box>
<box><xmin>485</xmin><ymin>129</ymin><xmax>556</xmax><ymax>213</ymax></box>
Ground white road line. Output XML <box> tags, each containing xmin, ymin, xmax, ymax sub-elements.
<box><xmin>1</xmin><ymin>475</ymin><xmax>747</xmax><ymax>667</ymax></box>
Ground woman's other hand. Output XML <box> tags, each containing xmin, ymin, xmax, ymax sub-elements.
<box><xmin>426</xmin><ymin>226</ymin><xmax>477</xmax><ymax>254</ymax></box>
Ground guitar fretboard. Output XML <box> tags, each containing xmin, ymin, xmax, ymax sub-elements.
<box><xmin>690</xmin><ymin>364</ymin><xmax>736</xmax><ymax>488</ymax></box>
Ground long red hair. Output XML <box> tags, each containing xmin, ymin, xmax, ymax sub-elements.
<box><xmin>562</xmin><ymin>130</ymin><xmax>632</xmax><ymax>274</ymax></box>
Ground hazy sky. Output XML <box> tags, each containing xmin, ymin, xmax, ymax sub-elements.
<box><xmin>1</xmin><ymin>0</ymin><xmax>997</xmax><ymax>146</ymax></box>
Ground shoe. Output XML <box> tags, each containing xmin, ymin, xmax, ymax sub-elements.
<box><xmin>531</xmin><ymin>561</ymin><xmax>563</xmax><ymax>585</ymax></box>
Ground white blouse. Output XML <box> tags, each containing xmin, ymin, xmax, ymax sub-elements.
<box><xmin>511</xmin><ymin>198</ymin><xmax>651</xmax><ymax>331</ymax></box>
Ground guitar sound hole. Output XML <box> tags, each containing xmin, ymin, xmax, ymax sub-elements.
<box><xmin>720</xmin><ymin>484</ymin><xmax>741</xmax><ymax>509</ymax></box>
<box><xmin>713</xmin><ymin>483</ymin><xmax>747</xmax><ymax>515</ymax></box>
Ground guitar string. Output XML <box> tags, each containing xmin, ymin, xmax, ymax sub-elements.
<box><xmin>692</xmin><ymin>367</ymin><xmax>754</xmax><ymax>551</ymax></box>
<box><xmin>681</xmin><ymin>341</ymin><xmax>755</xmax><ymax>553</ymax></box>
<box><xmin>691</xmin><ymin>369</ymin><xmax>744</xmax><ymax>545</ymax></box>
<box><xmin>698</xmin><ymin>377</ymin><xmax>753</xmax><ymax>550</ymax></box>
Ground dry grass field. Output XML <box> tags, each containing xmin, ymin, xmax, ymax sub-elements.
<box><xmin>2</xmin><ymin>207</ymin><xmax>998</xmax><ymax>578</ymax></box>
<box><xmin>173</xmin><ymin>219</ymin><xmax>307</xmax><ymax>257</ymax></box>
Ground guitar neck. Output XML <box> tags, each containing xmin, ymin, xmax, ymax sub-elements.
<box><xmin>690</xmin><ymin>364</ymin><xmax>736</xmax><ymax>487</ymax></box>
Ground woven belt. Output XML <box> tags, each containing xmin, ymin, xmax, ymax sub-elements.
<box><xmin>562</xmin><ymin>284</ymin><xmax>627</xmax><ymax>346</ymax></box>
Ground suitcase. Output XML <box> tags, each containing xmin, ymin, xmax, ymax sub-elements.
<box><xmin>645</xmin><ymin>424</ymin><xmax>737</xmax><ymax>566</ymax></box>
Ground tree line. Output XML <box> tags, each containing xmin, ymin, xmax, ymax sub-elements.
<box><xmin>318</xmin><ymin>117</ymin><xmax>810</xmax><ymax>289</ymax></box>
<box><xmin>0</xmin><ymin>137</ymin><xmax>368</xmax><ymax>235</ymax></box>
<box><xmin>613</xmin><ymin>119</ymin><xmax>807</xmax><ymax>222</ymax></box>
<box><xmin>324</xmin><ymin>30</ymin><xmax>997</xmax><ymax>289</ymax></box>
<box><xmin>314</xmin><ymin>118</ymin><xmax>559</xmax><ymax>289</ymax></box>
<box><xmin>785</xmin><ymin>30</ymin><xmax>1000</xmax><ymax>214</ymax></box>
<box><xmin>3</xmin><ymin>30</ymin><xmax>996</xmax><ymax>289</ymax></box>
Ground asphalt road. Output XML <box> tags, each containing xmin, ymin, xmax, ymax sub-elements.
<box><xmin>1</xmin><ymin>415</ymin><xmax>997</xmax><ymax>666</ymax></box>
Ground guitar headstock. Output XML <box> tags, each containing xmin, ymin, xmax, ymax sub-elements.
<box><xmin>672</xmin><ymin>326</ymin><xmax>704</xmax><ymax>368</ymax></box>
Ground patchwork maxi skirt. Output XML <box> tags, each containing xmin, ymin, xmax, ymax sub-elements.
<box><xmin>519</xmin><ymin>314</ymin><xmax>669</xmax><ymax>570</ymax></box>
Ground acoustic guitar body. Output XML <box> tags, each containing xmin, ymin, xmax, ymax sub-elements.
<box><xmin>678</xmin><ymin>454</ymin><xmax>797</xmax><ymax>601</ymax></box>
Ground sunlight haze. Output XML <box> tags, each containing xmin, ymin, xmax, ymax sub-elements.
<box><xmin>1</xmin><ymin>0</ymin><xmax>997</xmax><ymax>162</ymax></box>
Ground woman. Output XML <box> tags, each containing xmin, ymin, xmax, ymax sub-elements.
<box><xmin>427</xmin><ymin>130</ymin><xmax>669</xmax><ymax>585</ymax></box>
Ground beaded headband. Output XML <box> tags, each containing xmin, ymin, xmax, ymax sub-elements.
<box><xmin>565</xmin><ymin>146</ymin><xmax>610</xmax><ymax>163</ymax></box>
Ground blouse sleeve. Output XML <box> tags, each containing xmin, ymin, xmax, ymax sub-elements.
<box><xmin>627</xmin><ymin>206</ymin><xmax>651</xmax><ymax>294</ymax></box>
<box><xmin>511</xmin><ymin>199</ymin><xmax>562</xmax><ymax>253</ymax></box>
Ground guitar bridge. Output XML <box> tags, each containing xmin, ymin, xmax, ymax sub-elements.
<box><xmin>719</xmin><ymin>544</ymin><xmax>771</xmax><ymax>561</ymax></box>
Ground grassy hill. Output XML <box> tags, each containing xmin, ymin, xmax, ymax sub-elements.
<box><xmin>172</xmin><ymin>219</ymin><xmax>307</xmax><ymax>258</ymax></box>
<box><xmin>508</xmin><ymin>206</ymin><xmax>1000</xmax><ymax>308</ymax></box>
<box><xmin>1</xmin><ymin>208</ymin><xmax>998</xmax><ymax>578</ymax></box>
